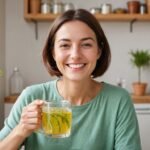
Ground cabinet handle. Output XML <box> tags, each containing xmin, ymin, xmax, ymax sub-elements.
<box><xmin>135</xmin><ymin>108</ymin><xmax>150</xmax><ymax>115</ymax></box>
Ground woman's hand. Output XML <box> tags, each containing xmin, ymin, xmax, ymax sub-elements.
<box><xmin>0</xmin><ymin>100</ymin><xmax>44</xmax><ymax>150</ymax></box>
<box><xmin>18</xmin><ymin>100</ymin><xmax>44</xmax><ymax>138</ymax></box>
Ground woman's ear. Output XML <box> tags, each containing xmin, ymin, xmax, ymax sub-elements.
<box><xmin>97</xmin><ymin>49</ymin><xmax>101</xmax><ymax>60</ymax></box>
<box><xmin>52</xmin><ymin>49</ymin><xmax>56</xmax><ymax>60</ymax></box>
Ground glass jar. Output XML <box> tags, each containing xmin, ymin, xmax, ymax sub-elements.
<box><xmin>140</xmin><ymin>3</ymin><xmax>147</xmax><ymax>14</ymax></box>
<box><xmin>64</xmin><ymin>3</ymin><xmax>74</xmax><ymax>11</ymax></box>
<box><xmin>101</xmin><ymin>3</ymin><xmax>112</xmax><ymax>14</ymax></box>
<box><xmin>9</xmin><ymin>67</ymin><xmax>24</xmax><ymax>95</ymax></box>
<box><xmin>41</xmin><ymin>0</ymin><xmax>51</xmax><ymax>14</ymax></box>
<box><xmin>52</xmin><ymin>0</ymin><xmax>64</xmax><ymax>14</ymax></box>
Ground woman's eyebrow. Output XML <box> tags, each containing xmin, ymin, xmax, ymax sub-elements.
<box><xmin>57</xmin><ymin>39</ymin><xmax>70</xmax><ymax>43</ymax></box>
<box><xmin>81</xmin><ymin>37</ymin><xmax>95</xmax><ymax>42</ymax></box>
<box><xmin>57</xmin><ymin>37</ymin><xmax>95</xmax><ymax>43</ymax></box>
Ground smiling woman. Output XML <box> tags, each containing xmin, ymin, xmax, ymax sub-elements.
<box><xmin>52</xmin><ymin>20</ymin><xmax>100</xmax><ymax>82</ymax></box>
<box><xmin>0</xmin><ymin>9</ymin><xmax>141</xmax><ymax>150</ymax></box>
<box><xmin>42</xmin><ymin>9</ymin><xmax>111</xmax><ymax>78</ymax></box>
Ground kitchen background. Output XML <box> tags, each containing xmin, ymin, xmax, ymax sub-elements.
<box><xmin>4</xmin><ymin>0</ymin><xmax>150</xmax><ymax>94</ymax></box>
<box><xmin>0</xmin><ymin>0</ymin><xmax>150</xmax><ymax>149</ymax></box>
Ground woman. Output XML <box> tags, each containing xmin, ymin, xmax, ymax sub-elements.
<box><xmin>0</xmin><ymin>9</ymin><xmax>141</xmax><ymax>150</ymax></box>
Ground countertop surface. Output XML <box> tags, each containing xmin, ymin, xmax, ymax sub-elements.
<box><xmin>4</xmin><ymin>94</ymin><xmax>150</xmax><ymax>104</ymax></box>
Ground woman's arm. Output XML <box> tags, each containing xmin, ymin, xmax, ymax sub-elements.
<box><xmin>0</xmin><ymin>100</ymin><xmax>44</xmax><ymax>150</ymax></box>
<box><xmin>114</xmin><ymin>94</ymin><xmax>142</xmax><ymax>150</ymax></box>
<box><xmin>0</xmin><ymin>124</ymin><xmax>27</xmax><ymax>150</ymax></box>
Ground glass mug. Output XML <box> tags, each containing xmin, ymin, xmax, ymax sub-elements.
<box><xmin>40</xmin><ymin>100</ymin><xmax>72</xmax><ymax>138</ymax></box>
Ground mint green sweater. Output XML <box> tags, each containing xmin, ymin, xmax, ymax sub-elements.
<box><xmin>0</xmin><ymin>80</ymin><xmax>141</xmax><ymax>150</ymax></box>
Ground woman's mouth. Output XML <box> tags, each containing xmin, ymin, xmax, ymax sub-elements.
<box><xmin>67</xmin><ymin>63</ymin><xmax>86</xmax><ymax>69</ymax></box>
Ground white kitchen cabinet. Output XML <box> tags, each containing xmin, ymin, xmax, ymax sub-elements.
<box><xmin>135</xmin><ymin>104</ymin><xmax>150</xmax><ymax>150</ymax></box>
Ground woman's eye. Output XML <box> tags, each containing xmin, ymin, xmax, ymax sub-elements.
<box><xmin>60</xmin><ymin>44</ymin><xmax>70</xmax><ymax>49</ymax></box>
<box><xmin>82</xmin><ymin>43</ymin><xmax>92</xmax><ymax>48</ymax></box>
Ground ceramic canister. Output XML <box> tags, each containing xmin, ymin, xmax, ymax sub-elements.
<box><xmin>101</xmin><ymin>3</ymin><xmax>112</xmax><ymax>14</ymax></box>
<box><xmin>127</xmin><ymin>1</ymin><xmax>140</xmax><ymax>14</ymax></box>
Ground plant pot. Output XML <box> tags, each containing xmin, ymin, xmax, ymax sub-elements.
<box><xmin>132</xmin><ymin>82</ymin><xmax>147</xmax><ymax>96</ymax></box>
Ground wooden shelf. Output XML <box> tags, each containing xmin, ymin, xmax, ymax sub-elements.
<box><xmin>24</xmin><ymin>0</ymin><xmax>150</xmax><ymax>39</ymax></box>
<box><xmin>24</xmin><ymin>0</ymin><xmax>150</xmax><ymax>22</ymax></box>
<box><xmin>24</xmin><ymin>13</ymin><xmax>59</xmax><ymax>21</ymax></box>
<box><xmin>24</xmin><ymin>13</ymin><xmax>150</xmax><ymax>22</ymax></box>
<box><xmin>131</xmin><ymin>94</ymin><xmax>150</xmax><ymax>103</ymax></box>
<box><xmin>95</xmin><ymin>14</ymin><xmax>150</xmax><ymax>21</ymax></box>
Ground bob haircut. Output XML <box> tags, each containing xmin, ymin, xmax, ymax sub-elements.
<box><xmin>42</xmin><ymin>9</ymin><xmax>111</xmax><ymax>78</ymax></box>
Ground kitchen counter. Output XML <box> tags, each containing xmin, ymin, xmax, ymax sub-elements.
<box><xmin>4</xmin><ymin>94</ymin><xmax>150</xmax><ymax>103</ymax></box>
<box><xmin>4</xmin><ymin>95</ymin><xmax>19</xmax><ymax>103</ymax></box>
<box><xmin>131</xmin><ymin>94</ymin><xmax>150</xmax><ymax>103</ymax></box>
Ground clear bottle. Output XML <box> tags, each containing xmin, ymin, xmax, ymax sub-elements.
<box><xmin>41</xmin><ymin>0</ymin><xmax>51</xmax><ymax>14</ymax></box>
<box><xmin>116</xmin><ymin>77</ymin><xmax>126</xmax><ymax>89</ymax></box>
<box><xmin>9</xmin><ymin>67</ymin><xmax>24</xmax><ymax>95</ymax></box>
<box><xmin>52</xmin><ymin>0</ymin><xmax>64</xmax><ymax>14</ymax></box>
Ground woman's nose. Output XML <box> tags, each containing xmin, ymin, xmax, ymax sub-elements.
<box><xmin>70</xmin><ymin>45</ymin><xmax>81</xmax><ymax>59</ymax></box>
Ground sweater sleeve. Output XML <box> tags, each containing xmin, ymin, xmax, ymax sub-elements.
<box><xmin>0</xmin><ymin>87</ymin><xmax>32</xmax><ymax>141</ymax></box>
<box><xmin>114</xmin><ymin>92</ymin><xmax>142</xmax><ymax>150</ymax></box>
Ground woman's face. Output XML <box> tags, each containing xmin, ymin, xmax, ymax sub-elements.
<box><xmin>53</xmin><ymin>20</ymin><xmax>100</xmax><ymax>81</ymax></box>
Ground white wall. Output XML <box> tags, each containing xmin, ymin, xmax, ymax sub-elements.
<box><xmin>5</xmin><ymin>0</ymin><xmax>150</xmax><ymax>96</ymax></box>
<box><xmin>0</xmin><ymin>0</ymin><xmax>5</xmax><ymax>128</ymax></box>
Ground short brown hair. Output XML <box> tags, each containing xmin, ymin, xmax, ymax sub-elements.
<box><xmin>42</xmin><ymin>9</ymin><xmax>111</xmax><ymax>78</ymax></box>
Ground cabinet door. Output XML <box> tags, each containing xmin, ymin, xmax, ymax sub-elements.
<box><xmin>137</xmin><ymin>113</ymin><xmax>150</xmax><ymax>150</ymax></box>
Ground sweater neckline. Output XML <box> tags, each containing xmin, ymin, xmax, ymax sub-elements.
<box><xmin>53</xmin><ymin>79</ymin><xmax>106</xmax><ymax>109</ymax></box>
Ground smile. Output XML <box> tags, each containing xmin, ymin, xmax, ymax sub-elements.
<box><xmin>67</xmin><ymin>64</ymin><xmax>86</xmax><ymax>69</ymax></box>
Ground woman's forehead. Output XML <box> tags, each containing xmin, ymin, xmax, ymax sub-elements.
<box><xmin>55</xmin><ymin>20</ymin><xmax>96</xmax><ymax>42</ymax></box>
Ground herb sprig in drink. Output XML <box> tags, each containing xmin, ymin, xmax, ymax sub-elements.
<box><xmin>42</xmin><ymin>100</ymin><xmax>72</xmax><ymax>138</ymax></box>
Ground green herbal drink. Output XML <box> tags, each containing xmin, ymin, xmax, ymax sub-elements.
<box><xmin>42</xmin><ymin>101</ymin><xmax>72</xmax><ymax>138</ymax></box>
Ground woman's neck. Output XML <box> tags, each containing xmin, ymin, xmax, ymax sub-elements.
<box><xmin>57</xmin><ymin>78</ymin><xmax>102</xmax><ymax>105</ymax></box>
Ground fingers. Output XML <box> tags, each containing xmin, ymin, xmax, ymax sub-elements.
<box><xmin>28</xmin><ymin>99</ymin><xmax>44</xmax><ymax>107</ymax></box>
<box><xmin>21</xmin><ymin>109</ymin><xmax>41</xmax><ymax>121</ymax></box>
<box><xmin>21</xmin><ymin>116</ymin><xmax>41</xmax><ymax>126</ymax></box>
<box><xmin>19</xmin><ymin>99</ymin><xmax>44</xmax><ymax>136</ymax></box>
<box><xmin>24</xmin><ymin>105</ymin><xmax>42</xmax><ymax>113</ymax></box>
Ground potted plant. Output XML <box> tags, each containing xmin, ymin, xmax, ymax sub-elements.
<box><xmin>129</xmin><ymin>49</ymin><xmax>150</xmax><ymax>96</ymax></box>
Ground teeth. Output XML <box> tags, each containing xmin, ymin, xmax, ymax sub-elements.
<box><xmin>68</xmin><ymin>64</ymin><xmax>84</xmax><ymax>69</ymax></box>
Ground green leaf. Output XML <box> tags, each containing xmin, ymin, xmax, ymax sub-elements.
<box><xmin>130</xmin><ymin>50</ymin><xmax>150</xmax><ymax>68</ymax></box>
<box><xmin>129</xmin><ymin>49</ymin><xmax>150</xmax><ymax>82</ymax></box>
